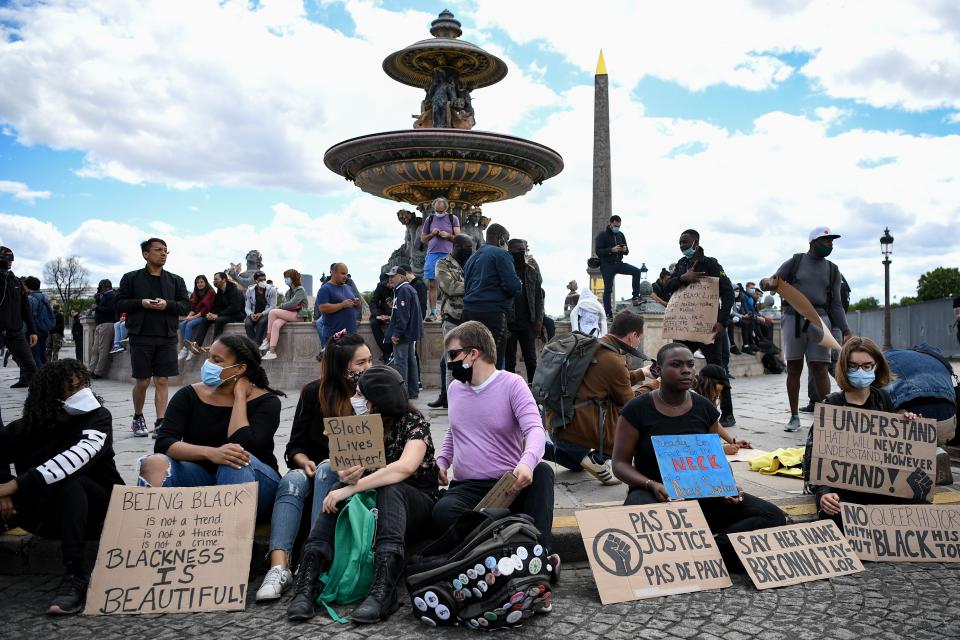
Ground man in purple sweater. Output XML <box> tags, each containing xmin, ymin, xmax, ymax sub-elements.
<box><xmin>433</xmin><ymin>321</ymin><xmax>556</xmax><ymax>547</ymax></box>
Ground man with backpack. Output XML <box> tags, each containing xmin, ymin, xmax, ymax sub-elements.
<box><xmin>761</xmin><ymin>227</ymin><xmax>851</xmax><ymax>431</ymax></box>
<box><xmin>540</xmin><ymin>311</ymin><xmax>652</xmax><ymax>485</ymax></box>
<box><xmin>801</xmin><ymin>272</ymin><xmax>851</xmax><ymax>412</ymax></box>
<box><xmin>22</xmin><ymin>276</ymin><xmax>54</xmax><ymax>367</ymax></box>
<box><xmin>419</xmin><ymin>197</ymin><xmax>460</xmax><ymax>321</ymax></box>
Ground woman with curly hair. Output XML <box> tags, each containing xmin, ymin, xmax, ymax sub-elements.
<box><xmin>137</xmin><ymin>335</ymin><xmax>285</xmax><ymax>523</ymax></box>
<box><xmin>254</xmin><ymin>331</ymin><xmax>373</xmax><ymax>603</ymax></box>
<box><xmin>0</xmin><ymin>359</ymin><xmax>124</xmax><ymax>615</ymax></box>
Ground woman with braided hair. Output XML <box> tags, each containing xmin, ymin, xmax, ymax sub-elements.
<box><xmin>138</xmin><ymin>334</ymin><xmax>285</xmax><ymax>524</ymax></box>
<box><xmin>255</xmin><ymin>330</ymin><xmax>373</xmax><ymax>603</ymax></box>
<box><xmin>0</xmin><ymin>359</ymin><xmax>124</xmax><ymax>614</ymax></box>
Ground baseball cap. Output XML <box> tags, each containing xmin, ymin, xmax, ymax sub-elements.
<box><xmin>809</xmin><ymin>226</ymin><xmax>841</xmax><ymax>242</ymax></box>
<box><xmin>386</xmin><ymin>266</ymin><xmax>408</xmax><ymax>276</ymax></box>
<box><xmin>699</xmin><ymin>364</ymin><xmax>730</xmax><ymax>387</ymax></box>
<box><xmin>358</xmin><ymin>365</ymin><xmax>409</xmax><ymax>417</ymax></box>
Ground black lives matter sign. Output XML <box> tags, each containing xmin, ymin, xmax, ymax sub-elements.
<box><xmin>84</xmin><ymin>483</ymin><xmax>257</xmax><ymax>615</ymax></box>
<box><xmin>325</xmin><ymin>414</ymin><xmax>386</xmax><ymax>471</ymax></box>
<box><xmin>811</xmin><ymin>403</ymin><xmax>936</xmax><ymax>501</ymax></box>
<box><xmin>842</xmin><ymin>503</ymin><xmax>960</xmax><ymax>562</ymax></box>
<box><xmin>732</xmin><ymin>521</ymin><xmax>863</xmax><ymax>589</ymax></box>
<box><xmin>576</xmin><ymin>503</ymin><xmax>731</xmax><ymax>604</ymax></box>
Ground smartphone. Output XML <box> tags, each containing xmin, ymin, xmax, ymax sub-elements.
<box><xmin>649</xmin><ymin>361</ymin><xmax>660</xmax><ymax>378</ymax></box>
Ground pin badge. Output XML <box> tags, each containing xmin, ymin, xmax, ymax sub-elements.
<box><xmin>414</xmin><ymin>596</ymin><xmax>428</xmax><ymax>611</ymax></box>
<box><xmin>424</xmin><ymin>591</ymin><xmax>439</xmax><ymax>608</ymax></box>
<box><xmin>421</xmin><ymin>616</ymin><xmax>436</xmax><ymax>627</ymax></box>
<box><xmin>436</xmin><ymin>604</ymin><xmax>451</xmax><ymax>621</ymax></box>
<box><xmin>506</xmin><ymin>610</ymin><xmax>523</xmax><ymax>624</ymax></box>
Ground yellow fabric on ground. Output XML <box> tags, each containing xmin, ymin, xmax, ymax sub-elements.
<box><xmin>749</xmin><ymin>447</ymin><xmax>805</xmax><ymax>477</ymax></box>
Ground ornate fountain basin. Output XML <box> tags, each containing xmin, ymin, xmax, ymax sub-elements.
<box><xmin>323</xmin><ymin>129</ymin><xmax>564</xmax><ymax>209</ymax></box>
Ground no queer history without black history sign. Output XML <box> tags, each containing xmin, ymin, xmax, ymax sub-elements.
<box><xmin>842</xmin><ymin>503</ymin><xmax>960</xmax><ymax>562</ymax></box>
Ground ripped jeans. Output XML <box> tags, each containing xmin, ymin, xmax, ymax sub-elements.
<box><xmin>267</xmin><ymin>462</ymin><xmax>338</xmax><ymax>559</ymax></box>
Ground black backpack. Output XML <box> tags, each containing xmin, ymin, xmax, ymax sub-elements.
<box><xmin>762</xmin><ymin>352</ymin><xmax>786</xmax><ymax>374</ymax></box>
<box><xmin>405</xmin><ymin>509</ymin><xmax>554</xmax><ymax>629</ymax></box>
<box><xmin>531</xmin><ymin>331</ymin><xmax>618</xmax><ymax>431</ymax></box>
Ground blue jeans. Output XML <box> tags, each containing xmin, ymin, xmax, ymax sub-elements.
<box><xmin>178</xmin><ymin>316</ymin><xmax>204</xmax><ymax>342</ymax></box>
<box><xmin>267</xmin><ymin>463</ymin><xmax>338</xmax><ymax>558</ymax></box>
<box><xmin>244</xmin><ymin>315</ymin><xmax>269</xmax><ymax>345</ymax></box>
<box><xmin>30</xmin><ymin>330</ymin><xmax>48</xmax><ymax>367</ymax></box>
<box><xmin>137</xmin><ymin>454</ymin><xmax>281</xmax><ymax>524</ymax></box>
<box><xmin>545</xmin><ymin>437</ymin><xmax>608</xmax><ymax>471</ymax></box>
<box><xmin>393</xmin><ymin>340</ymin><xmax>419</xmax><ymax>399</ymax></box>
<box><xmin>113</xmin><ymin>320</ymin><xmax>128</xmax><ymax>346</ymax></box>
<box><xmin>599</xmin><ymin>261</ymin><xmax>644</xmax><ymax>317</ymax></box>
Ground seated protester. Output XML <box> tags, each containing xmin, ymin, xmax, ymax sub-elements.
<box><xmin>727</xmin><ymin>286</ymin><xmax>745</xmax><ymax>355</ymax></box>
<box><xmin>432</xmin><ymin>321</ymin><xmax>557</xmax><ymax>548</ymax></box>
<box><xmin>884</xmin><ymin>345</ymin><xmax>957</xmax><ymax>446</ymax></box>
<box><xmin>650</xmin><ymin>268</ymin><xmax>671</xmax><ymax>307</ymax></box>
<box><xmin>287</xmin><ymin>365</ymin><xmax>439</xmax><ymax>623</ymax></box>
<box><xmin>109</xmin><ymin>314</ymin><xmax>128</xmax><ymax>354</ymax></box>
<box><xmin>244</xmin><ymin>271</ymin><xmax>277</xmax><ymax>350</ymax></box>
<box><xmin>569</xmin><ymin>285</ymin><xmax>607</xmax><ymax>337</ymax></box>
<box><xmin>138</xmin><ymin>335</ymin><xmax>284</xmax><ymax>523</ymax></box>
<box><xmin>178</xmin><ymin>275</ymin><xmax>215</xmax><ymax>360</ymax></box>
<box><xmin>612</xmin><ymin>343</ymin><xmax>786</xmax><ymax>566</ymax></box>
<box><xmin>262</xmin><ymin>269</ymin><xmax>309</xmax><ymax>360</ymax></box>
<box><xmin>693</xmin><ymin>364</ymin><xmax>752</xmax><ymax>455</ymax></box>
<box><xmin>0</xmin><ymin>359</ymin><xmax>125</xmax><ymax>614</ymax></box>
<box><xmin>255</xmin><ymin>332</ymin><xmax>373</xmax><ymax>603</ymax></box>
<box><xmin>188</xmin><ymin>272</ymin><xmax>245</xmax><ymax>352</ymax></box>
<box><xmin>544</xmin><ymin>311</ymin><xmax>652</xmax><ymax>486</ymax></box>
<box><xmin>803</xmin><ymin>337</ymin><xmax>926</xmax><ymax>530</ymax></box>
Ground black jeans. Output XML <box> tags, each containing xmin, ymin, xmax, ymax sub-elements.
<box><xmin>192</xmin><ymin>313</ymin><xmax>244</xmax><ymax>346</ymax></box>
<box><xmin>599</xmin><ymin>261</ymin><xmax>643</xmax><ymax>317</ymax></box>
<box><xmin>370</xmin><ymin>319</ymin><xmax>392</xmax><ymax>361</ymax></box>
<box><xmin>680</xmin><ymin>338</ymin><xmax>734</xmax><ymax>419</ymax></box>
<box><xmin>432</xmin><ymin>462</ymin><xmax>555</xmax><ymax>546</ymax></box>
<box><xmin>303</xmin><ymin>482</ymin><xmax>435</xmax><ymax>558</ymax></box>
<box><xmin>11</xmin><ymin>475</ymin><xmax>113</xmax><ymax>576</ymax></box>
<box><xmin>460</xmin><ymin>309</ymin><xmax>507</xmax><ymax>369</ymax></box>
<box><xmin>505</xmin><ymin>325</ymin><xmax>538</xmax><ymax>382</ymax></box>
<box><xmin>73</xmin><ymin>332</ymin><xmax>83</xmax><ymax>361</ymax></box>
<box><xmin>1</xmin><ymin>328</ymin><xmax>36</xmax><ymax>383</ymax></box>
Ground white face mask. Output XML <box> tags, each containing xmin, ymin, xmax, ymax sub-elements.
<box><xmin>256</xmin><ymin>281</ymin><xmax>267</xmax><ymax>289</ymax></box>
<box><xmin>62</xmin><ymin>387</ymin><xmax>100</xmax><ymax>416</ymax></box>
<box><xmin>350</xmin><ymin>394</ymin><xmax>370</xmax><ymax>416</ymax></box>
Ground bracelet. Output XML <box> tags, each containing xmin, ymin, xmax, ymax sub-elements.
<box><xmin>645</xmin><ymin>479</ymin><xmax>652</xmax><ymax>491</ymax></box>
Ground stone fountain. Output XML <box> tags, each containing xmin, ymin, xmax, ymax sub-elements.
<box><xmin>324</xmin><ymin>10</ymin><xmax>563</xmax><ymax>218</ymax></box>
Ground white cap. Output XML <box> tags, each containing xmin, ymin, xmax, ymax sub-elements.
<box><xmin>809</xmin><ymin>226</ymin><xmax>840</xmax><ymax>242</ymax></box>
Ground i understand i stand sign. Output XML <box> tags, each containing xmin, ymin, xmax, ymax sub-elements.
<box><xmin>84</xmin><ymin>483</ymin><xmax>257</xmax><ymax>616</ymax></box>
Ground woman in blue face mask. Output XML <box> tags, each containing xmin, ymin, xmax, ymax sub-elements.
<box><xmin>137</xmin><ymin>335</ymin><xmax>286</xmax><ymax>524</ymax></box>
<box><xmin>802</xmin><ymin>336</ymin><xmax>925</xmax><ymax>531</ymax></box>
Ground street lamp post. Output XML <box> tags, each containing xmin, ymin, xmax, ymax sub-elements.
<box><xmin>880</xmin><ymin>227</ymin><xmax>894</xmax><ymax>349</ymax></box>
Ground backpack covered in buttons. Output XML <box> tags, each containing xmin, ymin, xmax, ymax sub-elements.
<box><xmin>405</xmin><ymin>509</ymin><xmax>555</xmax><ymax>629</ymax></box>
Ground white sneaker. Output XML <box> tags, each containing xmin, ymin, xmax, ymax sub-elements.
<box><xmin>259</xmin><ymin>339</ymin><xmax>269</xmax><ymax>352</ymax></box>
<box><xmin>694</xmin><ymin>349</ymin><xmax>705</xmax><ymax>359</ymax></box>
<box><xmin>262</xmin><ymin>351</ymin><xmax>278</xmax><ymax>360</ymax></box>
<box><xmin>580</xmin><ymin>454</ymin><xmax>621</xmax><ymax>486</ymax></box>
<box><xmin>185</xmin><ymin>351</ymin><xmax>194</xmax><ymax>362</ymax></box>
<box><xmin>255</xmin><ymin>565</ymin><xmax>292</xmax><ymax>602</ymax></box>
<box><xmin>178</xmin><ymin>347</ymin><xmax>189</xmax><ymax>360</ymax></box>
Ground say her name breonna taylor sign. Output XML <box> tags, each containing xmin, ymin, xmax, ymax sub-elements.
<box><xmin>84</xmin><ymin>483</ymin><xmax>257</xmax><ymax>616</ymax></box>
<box><xmin>576</xmin><ymin>503</ymin><xmax>731</xmax><ymax>605</ymax></box>
<box><xmin>810</xmin><ymin>403</ymin><xmax>937</xmax><ymax>502</ymax></box>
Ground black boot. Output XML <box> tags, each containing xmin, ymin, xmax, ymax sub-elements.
<box><xmin>287</xmin><ymin>548</ymin><xmax>328</xmax><ymax>622</ymax></box>
<box><xmin>350</xmin><ymin>552</ymin><xmax>404</xmax><ymax>624</ymax></box>
<box><xmin>427</xmin><ymin>391</ymin><xmax>447</xmax><ymax>409</ymax></box>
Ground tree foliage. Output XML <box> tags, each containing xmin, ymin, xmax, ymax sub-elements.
<box><xmin>916</xmin><ymin>267</ymin><xmax>960</xmax><ymax>301</ymax></box>
<box><xmin>849</xmin><ymin>296</ymin><xmax>879</xmax><ymax>311</ymax></box>
<box><xmin>43</xmin><ymin>256</ymin><xmax>90</xmax><ymax>310</ymax></box>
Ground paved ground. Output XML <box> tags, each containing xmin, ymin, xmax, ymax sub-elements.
<box><xmin>3</xmin><ymin>351</ymin><xmax>960</xmax><ymax>637</ymax></box>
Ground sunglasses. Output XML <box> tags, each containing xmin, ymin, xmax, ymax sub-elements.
<box><xmin>447</xmin><ymin>347</ymin><xmax>475</xmax><ymax>361</ymax></box>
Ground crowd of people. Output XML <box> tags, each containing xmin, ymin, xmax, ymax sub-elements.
<box><xmin>0</xmin><ymin>217</ymin><xmax>957</xmax><ymax>622</ymax></box>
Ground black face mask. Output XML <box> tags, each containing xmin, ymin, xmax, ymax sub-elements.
<box><xmin>511</xmin><ymin>251</ymin><xmax>525</xmax><ymax>267</ymax></box>
<box><xmin>453</xmin><ymin>248</ymin><xmax>473</xmax><ymax>265</ymax></box>
<box><xmin>447</xmin><ymin>358</ymin><xmax>473</xmax><ymax>384</ymax></box>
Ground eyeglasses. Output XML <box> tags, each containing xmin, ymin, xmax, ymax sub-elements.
<box><xmin>149</xmin><ymin>248</ymin><xmax>170</xmax><ymax>254</ymax></box>
<box><xmin>847</xmin><ymin>362</ymin><xmax>876</xmax><ymax>372</ymax></box>
<box><xmin>447</xmin><ymin>347</ymin><xmax>474</xmax><ymax>361</ymax></box>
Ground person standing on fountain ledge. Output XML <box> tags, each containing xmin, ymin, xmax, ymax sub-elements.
<box><xmin>594</xmin><ymin>214</ymin><xmax>645</xmax><ymax>319</ymax></box>
<box><xmin>664</xmin><ymin>229</ymin><xmax>737</xmax><ymax>429</ymax></box>
<box><xmin>420</xmin><ymin>196</ymin><xmax>460</xmax><ymax>322</ymax></box>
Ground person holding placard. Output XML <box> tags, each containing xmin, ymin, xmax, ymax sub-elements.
<box><xmin>287</xmin><ymin>365</ymin><xmax>439</xmax><ymax>623</ymax></box>
<box><xmin>802</xmin><ymin>337</ymin><xmax>925</xmax><ymax>530</ymax></box>
<box><xmin>0</xmin><ymin>359</ymin><xmax>124</xmax><ymax>615</ymax></box>
<box><xmin>255</xmin><ymin>331</ymin><xmax>374</xmax><ymax>603</ymax></box>
<box><xmin>612</xmin><ymin>343</ymin><xmax>786</xmax><ymax>567</ymax></box>
<box><xmin>137</xmin><ymin>335</ymin><xmax>284</xmax><ymax>523</ymax></box>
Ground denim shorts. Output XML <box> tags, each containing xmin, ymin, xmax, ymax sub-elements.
<box><xmin>424</xmin><ymin>251</ymin><xmax>448</xmax><ymax>280</ymax></box>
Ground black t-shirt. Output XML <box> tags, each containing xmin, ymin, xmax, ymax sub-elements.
<box><xmin>619</xmin><ymin>392</ymin><xmax>721</xmax><ymax>482</ymax></box>
<box><xmin>254</xmin><ymin>288</ymin><xmax>267</xmax><ymax>314</ymax></box>
<box><xmin>139</xmin><ymin>274</ymin><xmax>168</xmax><ymax>337</ymax></box>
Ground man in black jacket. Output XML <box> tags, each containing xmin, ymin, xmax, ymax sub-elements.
<box><xmin>369</xmin><ymin>272</ymin><xmax>394</xmax><ymax>362</ymax></box>
<box><xmin>594</xmin><ymin>214</ymin><xmax>644</xmax><ymax>318</ymax></box>
<box><xmin>0</xmin><ymin>246</ymin><xmax>37</xmax><ymax>390</ymax></box>
<box><xmin>505</xmin><ymin>239</ymin><xmax>544</xmax><ymax>382</ymax></box>
<box><xmin>665</xmin><ymin>229</ymin><xmax>737</xmax><ymax>427</ymax></box>
<box><xmin>116</xmin><ymin>238</ymin><xmax>189</xmax><ymax>437</ymax></box>
<box><xmin>402</xmin><ymin>263</ymin><xmax>429</xmax><ymax>321</ymax></box>
<box><xmin>190</xmin><ymin>271</ymin><xmax>245</xmax><ymax>350</ymax></box>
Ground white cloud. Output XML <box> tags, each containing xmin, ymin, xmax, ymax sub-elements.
<box><xmin>150</xmin><ymin>221</ymin><xmax>175</xmax><ymax>234</ymax></box>
<box><xmin>0</xmin><ymin>180</ymin><xmax>51</xmax><ymax>203</ymax></box>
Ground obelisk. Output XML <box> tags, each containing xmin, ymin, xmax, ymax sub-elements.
<box><xmin>589</xmin><ymin>49</ymin><xmax>611</xmax><ymax>299</ymax></box>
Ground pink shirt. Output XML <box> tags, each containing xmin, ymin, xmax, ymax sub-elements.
<box><xmin>437</xmin><ymin>371</ymin><xmax>546</xmax><ymax>480</ymax></box>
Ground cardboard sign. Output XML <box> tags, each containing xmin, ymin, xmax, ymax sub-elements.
<box><xmin>810</xmin><ymin>403</ymin><xmax>937</xmax><ymax>501</ymax></box>
<box><xmin>325</xmin><ymin>414</ymin><xmax>386</xmax><ymax>471</ymax></box>
<box><xmin>775</xmin><ymin>279</ymin><xmax>841</xmax><ymax>352</ymax></box>
<box><xmin>84</xmin><ymin>483</ymin><xmax>257</xmax><ymax>616</ymax></box>
<box><xmin>726</xmin><ymin>447</ymin><xmax>768</xmax><ymax>464</ymax></box>
<box><xmin>732</xmin><ymin>521</ymin><xmax>863</xmax><ymax>589</ymax></box>
<box><xmin>662</xmin><ymin>276</ymin><xmax>720</xmax><ymax>344</ymax></box>
<box><xmin>652</xmin><ymin>433</ymin><xmax>738</xmax><ymax>499</ymax></box>
<box><xmin>842</xmin><ymin>503</ymin><xmax>960</xmax><ymax>562</ymax></box>
<box><xmin>576</xmin><ymin>503</ymin><xmax>732</xmax><ymax>604</ymax></box>
<box><xmin>474</xmin><ymin>472</ymin><xmax>518</xmax><ymax>511</ymax></box>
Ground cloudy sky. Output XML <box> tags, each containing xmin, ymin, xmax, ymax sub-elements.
<box><xmin>1</xmin><ymin>0</ymin><xmax>959</xmax><ymax>314</ymax></box>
